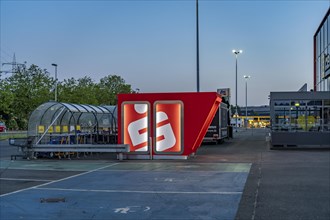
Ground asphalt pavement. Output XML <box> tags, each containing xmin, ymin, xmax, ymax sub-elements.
<box><xmin>0</xmin><ymin>128</ymin><xmax>329</xmax><ymax>220</ymax></box>
<box><xmin>196</xmin><ymin>128</ymin><xmax>330</xmax><ymax>220</ymax></box>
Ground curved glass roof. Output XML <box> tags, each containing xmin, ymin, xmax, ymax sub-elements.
<box><xmin>60</xmin><ymin>102</ymin><xmax>110</xmax><ymax>114</ymax></box>
<box><xmin>28</xmin><ymin>101</ymin><xmax>117</xmax><ymax>137</ymax></box>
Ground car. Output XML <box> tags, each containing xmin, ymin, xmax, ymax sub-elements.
<box><xmin>0</xmin><ymin>122</ymin><xmax>7</xmax><ymax>132</ymax></box>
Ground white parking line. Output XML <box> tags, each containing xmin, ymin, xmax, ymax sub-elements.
<box><xmin>0</xmin><ymin>163</ymin><xmax>119</xmax><ymax>197</ymax></box>
<box><xmin>36</xmin><ymin>187</ymin><xmax>243</xmax><ymax>195</ymax></box>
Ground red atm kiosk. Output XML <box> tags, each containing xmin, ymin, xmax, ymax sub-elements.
<box><xmin>118</xmin><ymin>92</ymin><xmax>221</xmax><ymax>159</ymax></box>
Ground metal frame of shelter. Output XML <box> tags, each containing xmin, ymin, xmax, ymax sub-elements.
<box><xmin>28</xmin><ymin>101</ymin><xmax>118</xmax><ymax>146</ymax></box>
<box><xmin>10</xmin><ymin>102</ymin><xmax>129</xmax><ymax>160</ymax></box>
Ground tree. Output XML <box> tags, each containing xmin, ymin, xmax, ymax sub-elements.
<box><xmin>59</xmin><ymin>76</ymin><xmax>98</xmax><ymax>105</ymax></box>
<box><xmin>97</xmin><ymin>75</ymin><xmax>132</xmax><ymax>105</ymax></box>
<box><xmin>59</xmin><ymin>75</ymin><xmax>132</xmax><ymax>105</ymax></box>
<box><xmin>5</xmin><ymin>64</ymin><xmax>53</xmax><ymax>129</ymax></box>
<box><xmin>57</xmin><ymin>77</ymin><xmax>76</xmax><ymax>103</ymax></box>
<box><xmin>0</xmin><ymin>79</ymin><xmax>14</xmax><ymax>122</ymax></box>
<box><xmin>0</xmin><ymin>65</ymin><xmax>133</xmax><ymax>130</ymax></box>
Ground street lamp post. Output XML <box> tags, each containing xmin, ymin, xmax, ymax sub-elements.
<box><xmin>244</xmin><ymin>75</ymin><xmax>251</xmax><ymax>129</ymax></box>
<box><xmin>232</xmin><ymin>49</ymin><xmax>242</xmax><ymax>132</ymax></box>
<box><xmin>196</xmin><ymin>0</ymin><xmax>200</xmax><ymax>92</ymax></box>
<box><xmin>51</xmin><ymin>63</ymin><xmax>58</xmax><ymax>102</ymax></box>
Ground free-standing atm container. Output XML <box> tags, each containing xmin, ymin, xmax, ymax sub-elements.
<box><xmin>118</xmin><ymin>92</ymin><xmax>222</xmax><ymax>159</ymax></box>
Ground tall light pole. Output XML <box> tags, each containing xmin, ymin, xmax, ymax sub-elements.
<box><xmin>232</xmin><ymin>49</ymin><xmax>242</xmax><ymax>132</ymax></box>
<box><xmin>51</xmin><ymin>63</ymin><xmax>58</xmax><ymax>102</ymax></box>
<box><xmin>196</xmin><ymin>0</ymin><xmax>200</xmax><ymax>92</ymax></box>
<box><xmin>244</xmin><ymin>75</ymin><xmax>251</xmax><ymax>129</ymax></box>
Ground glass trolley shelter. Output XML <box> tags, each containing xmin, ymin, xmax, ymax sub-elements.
<box><xmin>28</xmin><ymin>102</ymin><xmax>118</xmax><ymax>146</ymax></box>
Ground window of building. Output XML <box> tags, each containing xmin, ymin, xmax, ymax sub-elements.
<box><xmin>274</xmin><ymin>100</ymin><xmax>290</xmax><ymax>106</ymax></box>
<box><xmin>325</xmin><ymin>19</ymin><xmax>328</xmax><ymax>50</ymax></box>
<box><xmin>324</xmin><ymin>99</ymin><xmax>330</xmax><ymax>131</ymax></box>
<box><xmin>306</xmin><ymin>100</ymin><xmax>322</xmax><ymax>131</ymax></box>
<box><xmin>325</xmin><ymin>17</ymin><xmax>330</xmax><ymax>46</ymax></box>
<box><xmin>321</xmin><ymin>26</ymin><xmax>324</xmax><ymax>53</ymax></box>
<box><xmin>273</xmin><ymin>104</ymin><xmax>291</xmax><ymax>131</ymax></box>
<box><xmin>290</xmin><ymin>100</ymin><xmax>307</xmax><ymax>132</ymax></box>
<box><xmin>272</xmin><ymin>99</ymin><xmax>330</xmax><ymax>133</ymax></box>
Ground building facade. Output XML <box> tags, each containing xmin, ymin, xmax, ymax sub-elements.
<box><xmin>268</xmin><ymin>8</ymin><xmax>330</xmax><ymax>148</ymax></box>
<box><xmin>314</xmin><ymin>8</ymin><xmax>330</xmax><ymax>91</ymax></box>
<box><xmin>270</xmin><ymin>92</ymin><xmax>330</xmax><ymax>147</ymax></box>
<box><xmin>239</xmin><ymin>105</ymin><xmax>270</xmax><ymax>128</ymax></box>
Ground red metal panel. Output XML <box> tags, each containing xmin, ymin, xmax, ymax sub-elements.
<box><xmin>122</xmin><ymin>102</ymin><xmax>150</xmax><ymax>153</ymax></box>
<box><xmin>118</xmin><ymin>92</ymin><xmax>221</xmax><ymax>157</ymax></box>
<box><xmin>154</xmin><ymin>102</ymin><xmax>183</xmax><ymax>154</ymax></box>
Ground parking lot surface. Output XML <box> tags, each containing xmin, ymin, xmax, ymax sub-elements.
<box><xmin>0</xmin><ymin>128</ymin><xmax>329</xmax><ymax>220</ymax></box>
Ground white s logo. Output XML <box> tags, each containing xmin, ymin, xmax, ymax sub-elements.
<box><xmin>155</xmin><ymin>111</ymin><xmax>176</xmax><ymax>151</ymax></box>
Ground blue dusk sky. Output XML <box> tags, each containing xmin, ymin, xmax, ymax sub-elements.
<box><xmin>1</xmin><ymin>0</ymin><xmax>329</xmax><ymax>106</ymax></box>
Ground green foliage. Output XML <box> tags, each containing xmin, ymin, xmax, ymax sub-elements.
<box><xmin>2</xmin><ymin>65</ymin><xmax>53</xmax><ymax>129</ymax></box>
<box><xmin>97</xmin><ymin>75</ymin><xmax>132</xmax><ymax>105</ymax></box>
<box><xmin>58</xmin><ymin>76</ymin><xmax>98</xmax><ymax>105</ymax></box>
<box><xmin>0</xmin><ymin>79</ymin><xmax>14</xmax><ymax>119</ymax></box>
<box><xmin>0</xmin><ymin>64</ymin><xmax>133</xmax><ymax>130</ymax></box>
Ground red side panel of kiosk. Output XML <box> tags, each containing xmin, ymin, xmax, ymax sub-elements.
<box><xmin>118</xmin><ymin>92</ymin><xmax>221</xmax><ymax>157</ymax></box>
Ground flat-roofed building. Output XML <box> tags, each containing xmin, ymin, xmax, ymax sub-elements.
<box><xmin>270</xmin><ymin>91</ymin><xmax>330</xmax><ymax>147</ymax></box>
<box><xmin>314</xmin><ymin>8</ymin><xmax>330</xmax><ymax>91</ymax></box>
<box><xmin>269</xmin><ymin>8</ymin><xmax>330</xmax><ymax>148</ymax></box>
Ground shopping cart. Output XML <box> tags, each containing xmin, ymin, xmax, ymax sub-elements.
<box><xmin>9</xmin><ymin>136</ymin><xmax>35</xmax><ymax>160</ymax></box>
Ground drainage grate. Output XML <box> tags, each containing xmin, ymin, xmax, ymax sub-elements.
<box><xmin>40</xmin><ymin>197</ymin><xmax>66</xmax><ymax>203</ymax></box>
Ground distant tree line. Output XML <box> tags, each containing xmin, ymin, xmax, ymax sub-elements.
<box><xmin>0</xmin><ymin>64</ymin><xmax>134</xmax><ymax>130</ymax></box>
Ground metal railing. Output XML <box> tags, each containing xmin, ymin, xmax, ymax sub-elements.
<box><xmin>8</xmin><ymin>136</ymin><xmax>130</xmax><ymax>160</ymax></box>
